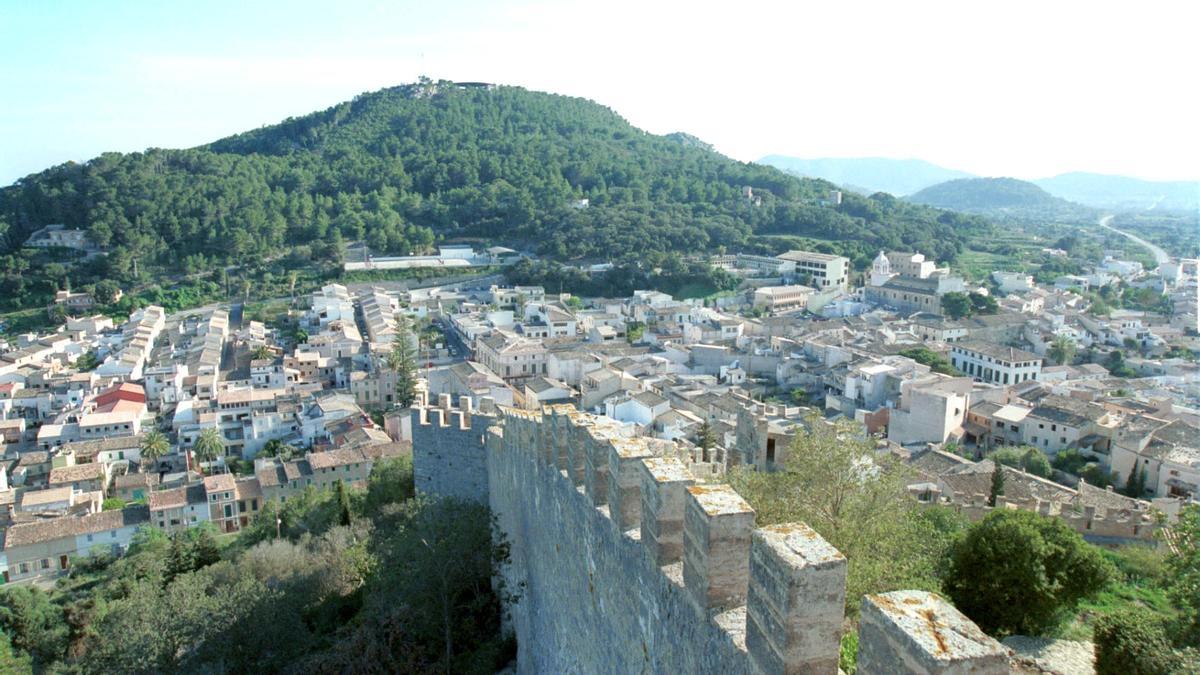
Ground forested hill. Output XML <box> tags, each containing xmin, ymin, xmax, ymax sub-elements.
<box><xmin>0</xmin><ymin>80</ymin><xmax>991</xmax><ymax>271</ymax></box>
<box><xmin>907</xmin><ymin>177</ymin><xmax>1096</xmax><ymax>223</ymax></box>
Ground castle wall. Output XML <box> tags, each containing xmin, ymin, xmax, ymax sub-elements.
<box><xmin>488</xmin><ymin>410</ymin><xmax>757</xmax><ymax>674</ymax></box>
<box><xmin>414</xmin><ymin>399</ymin><xmax>1008</xmax><ymax>674</ymax></box>
<box><xmin>411</xmin><ymin>394</ymin><xmax>495</xmax><ymax>503</ymax></box>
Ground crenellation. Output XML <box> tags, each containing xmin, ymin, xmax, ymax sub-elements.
<box><xmin>639</xmin><ymin>456</ymin><xmax>695</xmax><ymax>566</ymax></box>
<box><xmin>606</xmin><ymin>437</ymin><xmax>655</xmax><ymax>533</ymax></box>
<box><xmin>583</xmin><ymin>426</ymin><xmax>613</xmax><ymax>506</ymax></box>
<box><xmin>683</xmin><ymin>484</ymin><xmax>757</xmax><ymax>613</ymax></box>
<box><xmin>746</xmin><ymin>523</ymin><xmax>847</xmax><ymax>674</ymax></box>
<box><xmin>418</xmin><ymin>403</ymin><xmax>1005</xmax><ymax>674</ymax></box>
<box><xmin>411</xmin><ymin>399</ymin><xmax>498</xmax><ymax>503</ymax></box>
<box><xmin>857</xmin><ymin>591</ymin><xmax>1008</xmax><ymax>674</ymax></box>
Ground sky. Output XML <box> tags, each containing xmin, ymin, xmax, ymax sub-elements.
<box><xmin>1</xmin><ymin>0</ymin><xmax>1198</xmax><ymax>186</ymax></box>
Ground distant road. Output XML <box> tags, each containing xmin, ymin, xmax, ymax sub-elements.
<box><xmin>1096</xmin><ymin>214</ymin><xmax>1170</xmax><ymax>265</ymax></box>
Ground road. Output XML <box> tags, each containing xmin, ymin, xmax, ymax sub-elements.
<box><xmin>1095</xmin><ymin>214</ymin><xmax>1170</xmax><ymax>265</ymax></box>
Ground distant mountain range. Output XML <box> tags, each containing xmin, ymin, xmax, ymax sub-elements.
<box><xmin>1032</xmin><ymin>172</ymin><xmax>1199</xmax><ymax>212</ymax></box>
<box><xmin>906</xmin><ymin>177</ymin><xmax>1097</xmax><ymax>222</ymax></box>
<box><xmin>757</xmin><ymin>156</ymin><xmax>972</xmax><ymax>198</ymax></box>
<box><xmin>757</xmin><ymin>156</ymin><xmax>1199</xmax><ymax>212</ymax></box>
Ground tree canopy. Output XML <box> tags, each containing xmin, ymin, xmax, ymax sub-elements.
<box><xmin>1</xmin><ymin>80</ymin><xmax>991</xmax><ymax>295</ymax></box>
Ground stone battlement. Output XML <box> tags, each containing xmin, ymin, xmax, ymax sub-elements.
<box><xmin>411</xmin><ymin>392</ymin><xmax>498</xmax><ymax>502</ymax></box>
<box><xmin>415</xmin><ymin>401</ymin><xmax>1010</xmax><ymax>673</ymax></box>
<box><xmin>937</xmin><ymin>491</ymin><xmax>1159</xmax><ymax>544</ymax></box>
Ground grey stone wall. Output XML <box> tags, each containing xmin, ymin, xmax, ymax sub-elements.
<box><xmin>488</xmin><ymin>409</ymin><xmax>755</xmax><ymax>674</ymax></box>
<box><xmin>413</xmin><ymin>401</ymin><xmax>1006</xmax><ymax>674</ymax></box>
<box><xmin>411</xmin><ymin>399</ymin><xmax>494</xmax><ymax>503</ymax></box>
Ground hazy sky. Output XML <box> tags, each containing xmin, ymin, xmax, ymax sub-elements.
<box><xmin>2</xmin><ymin>0</ymin><xmax>1197</xmax><ymax>186</ymax></box>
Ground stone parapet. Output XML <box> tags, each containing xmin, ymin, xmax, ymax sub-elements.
<box><xmin>857</xmin><ymin>591</ymin><xmax>1008</xmax><ymax>674</ymax></box>
<box><xmin>417</xmin><ymin>401</ymin><xmax>1004</xmax><ymax>674</ymax></box>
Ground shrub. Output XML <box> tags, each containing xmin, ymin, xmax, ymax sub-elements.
<box><xmin>943</xmin><ymin>510</ymin><xmax>1113</xmax><ymax>636</ymax></box>
<box><xmin>1093</xmin><ymin>608</ymin><xmax>1180</xmax><ymax>675</ymax></box>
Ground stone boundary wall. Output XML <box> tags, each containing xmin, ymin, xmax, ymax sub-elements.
<box><xmin>415</xmin><ymin>400</ymin><xmax>1009</xmax><ymax>674</ymax></box>
<box><xmin>939</xmin><ymin>492</ymin><xmax>1159</xmax><ymax>544</ymax></box>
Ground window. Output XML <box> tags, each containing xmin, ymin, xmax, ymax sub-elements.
<box><xmin>19</xmin><ymin>563</ymin><xmax>28</xmax><ymax>574</ymax></box>
<box><xmin>40</xmin><ymin>558</ymin><xmax>50</xmax><ymax>570</ymax></box>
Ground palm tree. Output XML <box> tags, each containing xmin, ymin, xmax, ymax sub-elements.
<box><xmin>139</xmin><ymin>430</ymin><xmax>170</xmax><ymax>472</ymax></box>
<box><xmin>1048</xmin><ymin>336</ymin><xmax>1076</xmax><ymax>366</ymax></box>
<box><xmin>250</xmin><ymin>344</ymin><xmax>274</xmax><ymax>361</ymax></box>
<box><xmin>193</xmin><ymin>428</ymin><xmax>224</xmax><ymax>474</ymax></box>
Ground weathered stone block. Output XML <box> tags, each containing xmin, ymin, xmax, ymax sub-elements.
<box><xmin>683</xmin><ymin>484</ymin><xmax>755</xmax><ymax>612</ymax></box>
<box><xmin>583</xmin><ymin>428</ymin><xmax>611</xmax><ymax>505</ymax></box>
<box><xmin>640</xmin><ymin>456</ymin><xmax>695</xmax><ymax>566</ymax></box>
<box><xmin>857</xmin><ymin>590</ymin><xmax>1008</xmax><ymax>675</ymax></box>
<box><xmin>607</xmin><ymin>438</ymin><xmax>655</xmax><ymax>532</ymax></box>
<box><xmin>746</xmin><ymin>523</ymin><xmax>846</xmax><ymax>674</ymax></box>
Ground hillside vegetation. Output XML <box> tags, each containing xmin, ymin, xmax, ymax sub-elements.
<box><xmin>0</xmin><ymin>80</ymin><xmax>991</xmax><ymax>293</ymax></box>
<box><xmin>908</xmin><ymin>177</ymin><xmax>1096</xmax><ymax>223</ymax></box>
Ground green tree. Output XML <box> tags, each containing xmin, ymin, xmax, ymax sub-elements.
<box><xmin>191</xmin><ymin>526</ymin><xmax>222</xmax><ymax>569</ymax></box>
<box><xmin>369</xmin><ymin>497</ymin><xmax>515</xmax><ymax>673</ymax></box>
<box><xmin>989</xmin><ymin>446</ymin><xmax>1051</xmax><ymax>479</ymax></box>
<box><xmin>968</xmin><ymin>291</ymin><xmax>998</xmax><ymax>315</ymax></box>
<box><xmin>0</xmin><ymin>630</ymin><xmax>32</xmax><ymax>674</ymax></box>
<box><xmin>1122</xmin><ymin>465</ymin><xmax>1147</xmax><ymax>497</ymax></box>
<box><xmin>1082</xmin><ymin>463</ymin><xmax>1116</xmax><ymax>489</ymax></box>
<box><xmin>899</xmin><ymin>347</ymin><xmax>960</xmax><ymax>375</ymax></box>
<box><xmin>1048</xmin><ymin>336</ymin><xmax>1076</xmax><ymax>366</ymax></box>
<box><xmin>335</xmin><ymin>480</ymin><xmax>353</xmax><ymax>527</ymax></box>
<box><xmin>626</xmin><ymin>321</ymin><xmax>645</xmax><ymax>343</ymax></box>
<box><xmin>261</xmin><ymin>438</ymin><xmax>293</xmax><ymax>460</ymax></box>
<box><xmin>139</xmin><ymin>429</ymin><xmax>170</xmax><ymax>472</ymax></box>
<box><xmin>1167</xmin><ymin>504</ymin><xmax>1200</xmax><ymax>646</ymax></box>
<box><xmin>1106</xmin><ymin>350</ymin><xmax>1136</xmax><ymax>378</ymax></box>
<box><xmin>0</xmin><ymin>586</ymin><xmax>68</xmax><ymax>667</ymax></box>
<box><xmin>728</xmin><ymin>418</ymin><xmax>964</xmax><ymax>614</ymax></box>
<box><xmin>165</xmin><ymin>533</ymin><xmax>195</xmax><ymax>584</ymax></box>
<box><xmin>193</xmin><ymin>427</ymin><xmax>224</xmax><ymax>472</ymax></box>
<box><xmin>943</xmin><ymin>509</ymin><xmax>1113</xmax><ymax>636</ymax></box>
<box><xmin>92</xmin><ymin>279</ymin><xmax>121</xmax><ymax>306</ymax></box>
<box><xmin>250</xmin><ymin>344</ymin><xmax>274</xmax><ymax>361</ymax></box>
<box><xmin>387</xmin><ymin>315</ymin><xmax>419</xmax><ymax>408</ymax></box>
<box><xmin>940</xmin><ymin>292</ymin><xmax>972</xmax><ymax>319</ymax></box>
<box><xmin>363</xmin><ymin>455</ymin><xmax>416</xmax><ymax>517</ymax></box>
<box><xmin>988</xmin><ymin>465</ymin><xmax>1005</xmax><ymax>506</ymax></box>
<box><xmin>1093</xmin><ymin>608</ymin><xmax>1182</xmax><ymax>675</ymax></box>
<box><xmin>696</xmin><ymin>420</ymin><xmax>716</xmax><ymax>462</ymax></box>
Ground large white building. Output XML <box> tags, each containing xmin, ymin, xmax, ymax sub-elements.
<box><xmin>775</xmin><ymin>250</ymin><xmax>850</xmax><ymax>291</ymax></box>
<box><xmin>950</xmin><ymin>342</ymin><xmax>1042</xmax><ymax>385</ymax></box>
<box><xmin>753</xmin><ymin>285</ymin><xmax>814</xmax><ymax>313</ymax></box>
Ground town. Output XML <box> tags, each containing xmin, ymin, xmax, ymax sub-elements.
<box><xmin>2</xmin><ymin>235</ymin><xmax>1196</xmax><ymax>586</ymax></box>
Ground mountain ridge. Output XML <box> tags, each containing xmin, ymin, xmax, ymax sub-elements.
<box><xmin>757</xmin><ymin>155</ymin><xmax>973</xmax><ymax>196</ymax></box>
<box><xmin>0</xmin><ymin>81</ymin><xmax>991</xmax><ymax>281</ymax></box>
<box><xmin>906</xmin><ymin>177</ymin><xmax>1097</xmax><ymax>222</ymax></box>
